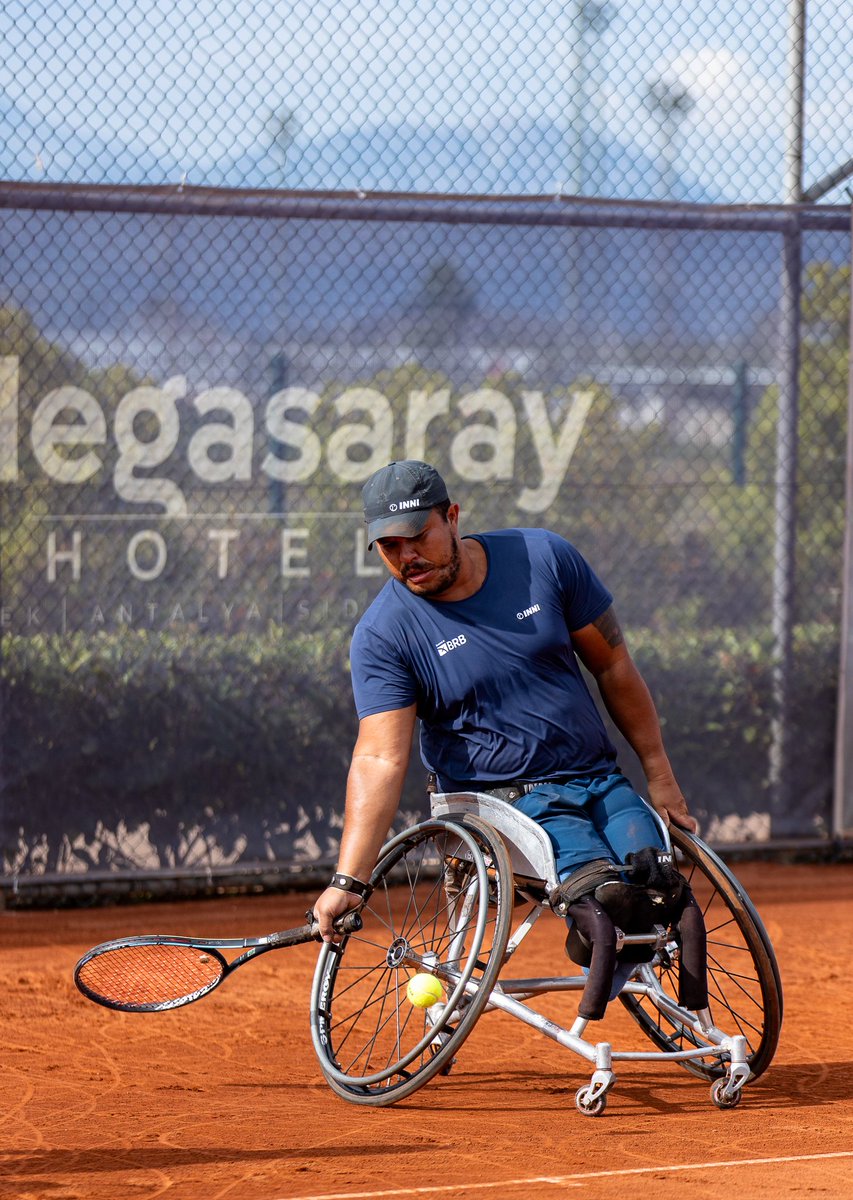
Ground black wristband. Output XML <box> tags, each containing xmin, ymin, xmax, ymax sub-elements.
<box><xmin>330</xmin><ymin>871</ymin><xmax>369</xmax><ymax>897</ymax></box>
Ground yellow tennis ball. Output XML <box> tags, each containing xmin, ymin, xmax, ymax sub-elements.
<box><xmin>406</xmin><ymin>973</ymin><xmax>444</xmax><ymax>1008</ymax></box>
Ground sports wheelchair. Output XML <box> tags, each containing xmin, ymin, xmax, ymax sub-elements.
<box><xmin>310</xmin><ymin>791</ymin><xmax>782</xmax><ymax>1115</ymax></box>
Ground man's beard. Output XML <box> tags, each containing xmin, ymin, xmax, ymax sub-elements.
<box><xmin>400</xmin><ymin>538</ymin><xmax>462</xmax><ymax>598</ymax></box>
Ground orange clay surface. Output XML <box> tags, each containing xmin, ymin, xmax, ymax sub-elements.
<box><xmin>2</xmin><ymin>860</ymin><xmax>853</xmax><ymax>1200</ymax></box>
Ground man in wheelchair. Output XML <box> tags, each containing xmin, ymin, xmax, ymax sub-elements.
<box><xmin>313</xmin><ymin>460</ymin><xmax>706</xmax><ymax>1018</ymax></box>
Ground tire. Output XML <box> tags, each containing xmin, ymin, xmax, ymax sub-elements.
<box><xmin>310</xmin><ymin>814</ymin><xmax>513</xmax><ymax>1106</ymax></box>
<box><xmin>710</xmin><ymin>1076</ymin><xmax>743</xmax><ymax>1109</ymax></box>
<box><xmin>575</xmin><ymin>1085</ymin><xmax>607</xmax><ymax>1116</ymax></box>
<box><xmin>619</xmin><ymin>826</ymin><xmax>783</xmax><ymax>1081</ymax></box>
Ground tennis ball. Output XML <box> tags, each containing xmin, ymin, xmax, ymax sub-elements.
<box><xmin>406</xmin><ymin>973</ymin><xmax>444</xmax><ymax>1008</ymax></box>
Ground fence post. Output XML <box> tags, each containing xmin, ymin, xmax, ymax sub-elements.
<box><xmin>268</xmin><ymin>352</ymin><xmax>288</xmax><ymax>515</ymax></box>
<box><xmin>767</xmin><ymin>0</ymin><xmax>806</xmax><ymax>832</ymax></box>
<box><xmin>768</xmin><ymin>222</ymin><xmax>801</xmax><ymax>832</ymax></box>
<box><xmin>732</xmin><ymin>359</ymin><xmax>748</xmax><ymax>487</ymax></box>
<box><xmin>832</xmin><ymin>203</ymin><xmax>853</xmax><ymax>841</ymax></box>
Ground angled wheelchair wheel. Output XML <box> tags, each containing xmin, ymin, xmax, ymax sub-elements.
<box><xmin>310</xmin><ymin>813</ymin><xmax>513</xmax><ymax>1106</ymax></box>
<box><xmin>619</xmin><ymin>826</ymin><xmax>783</xmax><ymax>1081</ymax></box>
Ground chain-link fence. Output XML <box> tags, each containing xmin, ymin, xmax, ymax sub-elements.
<box><xmin>2</xmin><ymin>0</ymin><xmax>850</xmax><ymax>204</ymax></box>
<box><xmin>1</xmin><ymin>1</ymin><xmax>851</xmax><ymax>895</ymax></box>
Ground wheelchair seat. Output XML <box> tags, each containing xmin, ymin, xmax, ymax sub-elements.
<box><xmin>430</xmin><ymin>788</ymin><xmax>566</xmax><ymax>892</ymax></box>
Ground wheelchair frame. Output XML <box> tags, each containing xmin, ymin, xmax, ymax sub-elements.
<box><xmin>309</xmin><ymin>792</ymin><xmax>783</xmax><ymax>1115</ymax></box>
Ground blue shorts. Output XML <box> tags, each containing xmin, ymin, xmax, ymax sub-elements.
<box><xmin>512</xmin><ymin>772</ymin><xmax>665</xmax><ymax>880</ymax></box>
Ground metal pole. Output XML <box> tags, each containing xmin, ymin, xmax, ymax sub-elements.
<box><xmin>783</xmin><ymin>0</ymin><xmax>806</xmax><ymax>208</ymax></box>
<box><xmin>561</xmin><ymin>0</ymin><xmax>586</xmax><ymax>375</ymax></box>
<box><xmin>832</xmin><ymin>201</ymin><xmax>853</xmax><ymax>841</ymax></box>
<box><xmin>732</xmin><ymin>360</ymin><xmax>748</xmax><ymax>487</ymax></box>
<box><xmin>768</xmin><ymin>227</ymin><xmax>802</xmax><ymax>825</ymax></box>
<box><xmin>768</xmin><ymin>0</ymin><xmax>806</xmax><ymax>828</ymax></box>
<box><xmin>564</xmin><ymin>0</ymin><xmax>586</xmax><ymax>197</ymax></box>
<box><xmin>268</xmin><ymin>353</ymin><xmax>288</xmax><ymax>515</ymax></box>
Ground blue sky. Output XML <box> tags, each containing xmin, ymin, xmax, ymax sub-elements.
<box><xmin>1</xmin><ymin>0</ymin><xmax>850</xmax><ymax>203</ymax></box>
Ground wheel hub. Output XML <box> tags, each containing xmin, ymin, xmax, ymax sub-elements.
<box><xmin>386</xmin><ymin>936</ymin><xmax>411</xmax><ymax>967</ymax></box>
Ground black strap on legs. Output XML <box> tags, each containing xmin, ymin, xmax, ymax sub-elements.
<box><xmin>566</xmin><ymin>896</ymin><xmax>618</xmax><ymax>1021</ymax></box>
<box><xmin>675</xmin><ymin>887</ymin><xmax>708</xmax><ymax>1010</ymax></box>
<box><xmin>566</xmin><ymin>882</ymin><xmax>708</xmax><ymax>1019</ymax></box>
<box><xmin>624</xmin><ymin>845</ymin><xmax>685</xmax><ymax>897</ymax></box>
<box><xmin>549</xmin><ymin>859</ymin><xmax>622</xmax><ymax>913</ymax></box>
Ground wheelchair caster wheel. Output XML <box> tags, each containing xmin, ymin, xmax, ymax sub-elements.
<box><xmin>575</xmin><ymin>1085</ymin><xmax>607</xmax><ymax>1116</ymax></box>
<box><xmin>429</xmin><ymin>1038</ymin><xmax>457</xmax><ymax>1076</ymax></box>
<box><xmin>710</xmin><ymin>1077</ymin><xmax>742</xmax><ymax>1109</ymax></box>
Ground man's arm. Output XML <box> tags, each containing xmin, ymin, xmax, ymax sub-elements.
<box><xmin>313</xmin><ymin>704</ymin><xmax>417</xmax><ymax>941</ymax></box>
<box><xmin>571</xmin><ymin>606</ymin><xmax>696</xmax><ymax>832</ymax></box>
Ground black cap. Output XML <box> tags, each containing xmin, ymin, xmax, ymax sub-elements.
<box><xmin>362</xmin><ymin>460</ymin><xmax>449</xmax><ymax>548</ymax></box>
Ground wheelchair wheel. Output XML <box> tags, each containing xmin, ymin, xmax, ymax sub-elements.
<box><xmin>310</xmin><ymin>813</ymin><xmax>513</xmax><ymax>1106</ymax></box>
<box><xmin>619</xmin><ymin>826</ymin><xmax>783</xmax><ymax>1081</ymax></box>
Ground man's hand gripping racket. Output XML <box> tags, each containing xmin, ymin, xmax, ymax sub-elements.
<box><xmin>74</xmin><ymin>910</ymin><xmax>363</xmax><ymax>1013</ymax></box>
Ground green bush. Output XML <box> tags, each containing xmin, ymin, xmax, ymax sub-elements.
<box><xmin>1</xmin><ymin>628</ymin><xmax>358</xmax><ymax>874</ymax></box>
<box><xmin>628</xmin><ymin>622</ymin><xmax>837</xmax><ymax>837</ymax></box>
<box><xmin>0</xmin><ymin>620</ymin><xmax>837</xmax><ymax>876</ymax></box>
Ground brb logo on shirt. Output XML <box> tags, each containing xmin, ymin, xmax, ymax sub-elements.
<box><xmin>435</xmin><ymin>634</ymin><xmax>467</xmax><ymax>657</ymax></box>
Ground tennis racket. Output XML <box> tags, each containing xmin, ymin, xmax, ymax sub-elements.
<box><xmin>74</xmin><ymin>910</ymin><xmax>363</xmax><ymax>1013</ymax></box>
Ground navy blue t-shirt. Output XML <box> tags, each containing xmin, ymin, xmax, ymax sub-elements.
<box><xmin>350</xmin><ymin>528</ymin><xmax>618</xmax><ymax>787</ymax></box>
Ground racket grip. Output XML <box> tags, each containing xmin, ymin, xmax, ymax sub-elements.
<box><xmin>269</xmin><ymin>910</ymin><xmax>363</xmax><ymax>948</ymax></box>
<box><xmin>307</xmin><ymin>909</ymin><xmax>364</xmax><ymax>940</ymax></box>
<box><xmin>327</xmin><ymin>910</ymin><xmax>364</xmax><ymax>938</ymax></box>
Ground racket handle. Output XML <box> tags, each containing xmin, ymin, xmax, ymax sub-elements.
<box><xmin>324</xmin><ymin>910</ymin><xmax>364</xmax><ymax>939</ymax></box>
<box><xmin>269</xmin><ymin>909</ymin><xmax>363</xmax><ymax>949</ymax></box>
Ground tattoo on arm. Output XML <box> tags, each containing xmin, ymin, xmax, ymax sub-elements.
<box><xmin>592</xmin><ymin>607</ymin><xmax>624</xmax><ymax>649</ymax></box>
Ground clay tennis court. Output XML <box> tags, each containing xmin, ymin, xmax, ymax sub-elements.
<box><xmin>2</xmin><ymin>858</ymin><xmax>852</xmax><ymax>1200</ymax></box>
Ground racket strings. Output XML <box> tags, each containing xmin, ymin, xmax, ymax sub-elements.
<box><xmin>77</xmin><ymin>942</ymin><xmax>224</xmax><ymax>1010</ymax></box>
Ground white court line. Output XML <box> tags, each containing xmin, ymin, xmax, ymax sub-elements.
<box><xmin>280</xmin><ymin>1151</ymin><xmax>853</xmax><ymax>1200</ymax></box>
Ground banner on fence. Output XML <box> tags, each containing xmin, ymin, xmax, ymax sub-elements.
<box><xmin>1</xmin><ymin>196</ymin><xmax>848</xmax><ymax>883</ymax></box>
